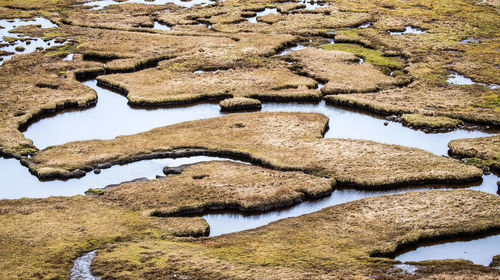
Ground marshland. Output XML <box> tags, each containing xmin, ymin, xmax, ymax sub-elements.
<box><xmin>0</xmin><ymin>0</ymin><xmax>499</xmax><ymax>279</ymax></box>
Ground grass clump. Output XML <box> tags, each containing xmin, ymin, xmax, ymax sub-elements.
<box><xmin>401</xmin><ymin>113</ymin><xmax>463</xmax><ymax>129</ymax></box>
<box><xmin>97</xmin><ymin>64</ymin><xmax>319</xmax><ymax>106</ymax></box>
<box><xmin>320</xmin><ymin>43</ymin><xmax>403</xmax><ymax>69</ymax></box>
<box><xmin>449</xmin><ymin>135</ymin><xmax>500</xmax><ymax>170</ymax></box>
<box><xmin>219</xmin><ymin>97</ymin><xmax>262</xmax><ymax>112</ymax></box>
<box><xmin>286</xmin><ymin>47</ymin><xmax>403</xmax><ymax>94</ymax></box>
<box><xmin>101</xmin><ymin>161</ymin><xmax>334</xmax><ymax>215</ymax></box>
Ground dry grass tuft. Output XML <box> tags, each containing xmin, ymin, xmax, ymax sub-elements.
<box><xmin>97</xmin><ymin>64</ymin><xmax>319</xmax><ymax>105</ymax></box>
<box><xmin>219</xmin><ymin>97</ymin><xmax>262</xmax><ymax>111</ymax></box>
<box><xmin>449</xmin><ymin>135</ymin><xmax>500</xmax><ymax>170</ymax></box>
<box><xmin>286</xmin><ymin>47</ymin><xmax>402</xmax><ymax>94</ymax></box>
<box><xmin>100</xmin><ymin>161</ymin><xmax>335</xmax><ymax>215</ymax></box>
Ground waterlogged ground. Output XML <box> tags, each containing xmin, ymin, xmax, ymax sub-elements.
<box><xmin>0</xmin><ymin>17</ymin><xmax>63</xmax><ymax>65</ymax></box>
<box><xmin>1</xmin><ymin>0</ymin><xmax>500</xmax><ymax>279</ymax></box>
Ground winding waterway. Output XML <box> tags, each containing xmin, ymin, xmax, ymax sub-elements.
<box><xmin>1</xmin><ymin>37</ymin><xmax>499</xmax><ymax>269</ymax></box>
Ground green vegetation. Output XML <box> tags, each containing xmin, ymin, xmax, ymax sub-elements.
<box><xmin>401</xmin><ymin>113</ymin><xmax>463</xmax><ymax>129</ymax></box>
<box><xmin>320</xmin><ymin>43</ymin><xmax>403</xmax><ymax>69</ymax></box>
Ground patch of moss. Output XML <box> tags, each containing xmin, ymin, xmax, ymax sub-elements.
<box><xmin>320</xmin><ymin>43</ymin><xmax>403</xmax><ymax>69</ymax></box>
<box><xmin>401</xmin><ymin>113</ymin><xmax>463</xmax><ymax>129</ymax></box>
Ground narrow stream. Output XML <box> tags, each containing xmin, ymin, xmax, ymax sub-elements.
<box><xmin>70</xmin><ymin>250</ymin><xmax>101</xmax><ymax>280</ymax></box>
<box><xmin>388</xmin><ymin>26</ymin><xmax>427</xmax><ymax>35</ymax></box>
<box><xmin>447</xmin><ymin>72</ymin><xmax>499</xmax><ymax>89</ymax></box>
<box><xmin>246</xmin><ymin>8</ymin><xmax>278</xmax><ymax>23</ymax></box>
<box><xmin>24</xmin><ymin>80</ymin><xmax>495</xmax><ymax>155</ymax></box>
<box><xmin>23</xmin><ymin>80</ymin><xmax>223</xmax><ymax>150</ymax></box>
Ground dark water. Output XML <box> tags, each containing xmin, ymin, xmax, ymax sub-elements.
<box><xmin>395</xmin><ymin>233</ymin><xmax>500</xmax><ymax>266</ymax></box>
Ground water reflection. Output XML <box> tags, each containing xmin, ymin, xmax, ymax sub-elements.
<box><xmin>389</xmin><ymin>26</ymin><xmax>426</xmax><ymax>35</ymax></box>
<box><xmin>0</xmin><ymin>17</ymin><xmax>61</xmax><ymax>65</ymax></box>
<box><xmin>246</xmin><ymin>8</ymin><xmax>278</xmax><ymax>24</ymax></box>
<box><xmin>395</xmin><ymin>233</ymin><xmax>500</xmax><ymax>266</ymax></box>
<box><xmin>0</xmin><ymin>156</ymin><xmax>236</xmax><ymax>199</ymax></box>
<box><xmin>203</xmin><ymin>173</ymin><xmax>499</xmax><ymax>236</ymax></box>
<box><xmin>447</xmin><ymin>72</ymin><xmax>499</xmax><ymax>89</ymax></box>
<box><xmin>23</xmin><ymin>80</ymin><xmax>224</xmax><ymax>150</ymax></box>
<box><xmin>262</xmin><ymin>101</ymin><xmax>496</xmax><ymax>156</ymax></box>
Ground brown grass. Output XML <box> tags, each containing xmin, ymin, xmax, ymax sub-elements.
<box><xmin>0</xmin><ymin>196</ymin><xmax>208</xmax><ymax>279</ymax></box>
<box><xmin>448</xmin><ymin>135</ymin><xmax>500</xmax><ymax>170</ymax></box>
<box><xmin>219</xmin><ymin>97</ymin><xmax>262</xmax><ymax>111</ymax></box>
<box><xmin>27</xmin><ymin>112</ymin><xmax>482</xmax><ymax>187</ymax></box>
<box><xmin>286</xmin><ymin>47</ymin><xmax>401</xmax><ymax>94</ymax></box>
<box><xmin>91</xmin><ymin>190</ymin><xmax>500</xmax><ymax>279</ymax></box>
<box><xmin>96</xmin><ymin>64</ymin><xmax>319</xmax><ymax>105</ymax></box>
<box><xmin>0</xmin><ymin>52</ymin><xmax>103</xmax><ymax>156</ymax></box>
<box><xmin>214</xmin><ymin>10</ymin><xmax>372</xmax><ymax>36</ymax></box>
<box><xmin>326</xmin><ymin>84</ymin><xmax>500</xmax><ymax>126</ymax></box>
<box><xmin>99</xmin><ymin>160</ymin><xmax>335</xmax><ymax>215</ymax></box>
<box><xmin>401</xmin><ymin>113</ymin><xmax>464</xmax><ymax>129</ymax></box>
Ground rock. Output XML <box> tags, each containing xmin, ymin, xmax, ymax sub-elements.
<box><xmin>15</xmin><ymin>46</ymin><xmax>25</xmax><ymax>52</ymax></box>
<box><xmin>383</xmin><ymin>121</ymin><xmax>389</xmax><ymax>126</ymax></box>
<box><xmin>93</xmin><ymin>168</ymin><xmax>101</xmax><ymax>174</ymax></box>
<box><xmin>483</xmin><ymin>166</ymin><xmax>490</xmax><ymax>175</ymax></box>
<box><xmin>163</xmin><ymin>166</ymin><xmax>185</xmax><ymax>175</ymax></box>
